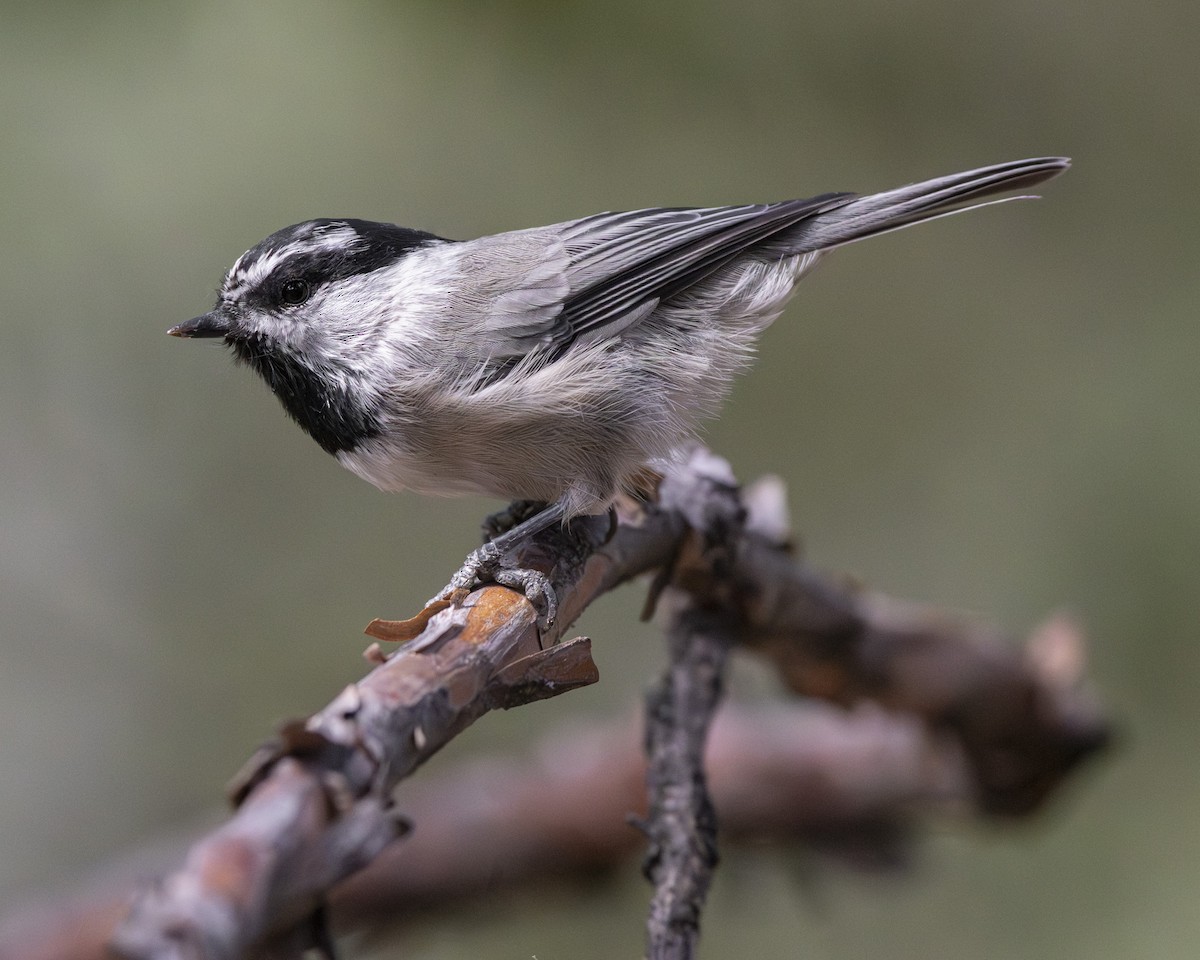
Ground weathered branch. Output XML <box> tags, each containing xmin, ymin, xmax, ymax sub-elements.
<box><xmin>96</xmin><ymin>448</ymin><xmax>1107</xmax><ymax>959</ymax></box>
<box><xmin>638</xmin><ymin>601</ymin><xmax>733</xmax><ymax>960</ymax></box>
<box><xmin>635</xmin><ymin>452</ymin><xmax>746</xmax><ymax>960</ymax></box>
<box><xmin>110</xmin><ymin>598</ymin><xmax>604</xmax><ymax>960</ymax></box>
<box><xmin>0</xmin><ymin>697</ymin><xmax>973</xmax><ymax>960</ymax></box>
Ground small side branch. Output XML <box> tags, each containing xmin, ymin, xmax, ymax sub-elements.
<box><xmin>639</xmin><ymin>603</ymin><xmax>733</xmax><ymax>960</ymax></box>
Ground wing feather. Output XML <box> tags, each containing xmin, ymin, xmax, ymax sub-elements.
<box><xmin>469</xmin><ymin>155</ymin><xmax>1068</xmax><ymax>360</ymax></box>
<box><xmin>547</xmin><ymin>195</ymin><xmax>850</xmax><ymax>348</ymax></box>
<box><xmin>477</xmin><ymin>195</ymin><xmax>852</xmax><ymax>355</ymax></box>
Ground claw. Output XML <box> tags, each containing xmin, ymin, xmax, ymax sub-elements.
<box><xmin>493</xmin><ymin>566</ymin><xmax>557</xmax><ymax>630</ymax></box>
<box><xmin>431</xmin><ymin>541</ymin><xmax>558</xmax><ymax>632</ymax></box>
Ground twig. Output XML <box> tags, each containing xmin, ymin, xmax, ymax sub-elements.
<box><xmin>639</xmin><ymin>602</ymin><xmax>733</xmax><ymax>960</ymax></box>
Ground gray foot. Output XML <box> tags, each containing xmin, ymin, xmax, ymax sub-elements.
<box><xmin>433</xmin><ymin>541</ymin><xmax>558</xmax><ymax>631</ymax></box>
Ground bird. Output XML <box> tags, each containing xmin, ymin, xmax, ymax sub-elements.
<box><xmin>170</xmin><ymin>156</ymin><xmax>1068</xmax><ymax>625</ymax></box>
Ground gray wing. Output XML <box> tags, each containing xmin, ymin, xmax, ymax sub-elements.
<box><xmin>476</xmin><ymin>156</ymin><xmax>1069</xmax><ymax>358</ymax></box>
<box><xmin>484</xmin><ymin>194</ymin><xmax>853</xmax><ymax>356</ymax></box>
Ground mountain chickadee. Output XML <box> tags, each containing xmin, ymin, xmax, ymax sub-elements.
<box><xmin>170</xmin><ymin>157</ymin><xmax>1068</xmax><ymax>625</ymax></box>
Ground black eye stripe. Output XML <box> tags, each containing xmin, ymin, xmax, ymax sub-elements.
<box><xmin>232</xmin><ymin>219</ymin><xmax>448</xmax><ymax>309</ymax></box>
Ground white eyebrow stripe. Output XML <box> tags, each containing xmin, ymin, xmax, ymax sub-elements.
<box><xmin>222</xmin><ymin>224</ymin><xmax>362</xmax><ymax>299</ymax></box>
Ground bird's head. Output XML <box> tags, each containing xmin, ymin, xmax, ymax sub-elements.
<box><xmin>170</xmin><ymin>218</ymin><xmax>442</xmax><ymax>453</ymax></box>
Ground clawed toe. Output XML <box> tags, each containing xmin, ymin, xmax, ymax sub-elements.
<box><xmin>432</xmin><ymin>543</ymin><xmax>558</xmax><ymax>631</ymax></box>
<box><xmin>492</xmin><ymin>566</ymin><xmax>557</xmax><ymax>630</ymax></box>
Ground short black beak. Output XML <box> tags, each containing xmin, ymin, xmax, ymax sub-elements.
<box><xmin>167</xmin><ymin>310</ymin><xmax>231</xmax><ymax>339</ymax></box>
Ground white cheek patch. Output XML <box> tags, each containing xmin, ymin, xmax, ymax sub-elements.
<box><xmin>252</xmin><ymin>311</ymin><xmax>304</xmax><ymax>349</ymax></box>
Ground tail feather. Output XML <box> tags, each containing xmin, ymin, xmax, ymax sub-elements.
<box><xmin>797</xmin><ymin>157</ymin><xmax>1070</xmax><ymax>251</ymax></box>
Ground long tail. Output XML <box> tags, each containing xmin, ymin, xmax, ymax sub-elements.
<box><xmin>796</xmin><ymin>157</ymin><xmax>1070</xmax><ymax>251</ymax></box>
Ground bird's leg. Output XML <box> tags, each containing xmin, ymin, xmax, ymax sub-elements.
<box><xmin>481</xmin><ymin>499</ymin><xmax>547</xmax><ymax>541</ymax></box>
<box><xmin>433</xmin><ymin>500</ymin><xmax>568</xmax><ymax>630</ymax></box>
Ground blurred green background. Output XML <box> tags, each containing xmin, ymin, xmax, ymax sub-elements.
<box><xmin>1</xmin><ymin>0</ymin><xmax>1196</xmax><ymax>956</ymax></box>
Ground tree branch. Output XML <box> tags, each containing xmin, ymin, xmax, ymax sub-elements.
<box><xmin>91</xmin><ymin>448</ymin><xmax>1108</xmax><ymax>959</ymax></box>
<box><xmin>0</xmin><ymin>696</ymin><xmax>979</xmax><ymax>960</ymax></box>
<box><xmin>638</xmin><ymin>601</ymin><xmax>732</xmax><ymax>960</ymax></box>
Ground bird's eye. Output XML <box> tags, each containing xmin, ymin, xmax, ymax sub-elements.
<box><xmin>280</xmin><ymin>278</ymin><xmax>311</xmax><ymax>306</ymax></box>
